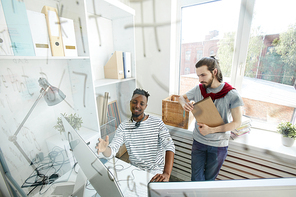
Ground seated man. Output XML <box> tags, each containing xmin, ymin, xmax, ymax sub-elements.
<box><xmin>96</xmin><ymin>88</ymin><xmax>175</xmax><ymax>182</ymax></box>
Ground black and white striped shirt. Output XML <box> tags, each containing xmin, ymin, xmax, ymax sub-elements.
<box><xmin>108</xmin><ymin>115</ymin><xmax>175</xmax><ymax>173</ymax></box>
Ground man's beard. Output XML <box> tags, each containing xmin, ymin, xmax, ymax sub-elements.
<box><xmin>202</xmin><ymin>74</ymin><xmax>214</xmax><ymax>89</ymax></box>
<box><xmin>132</xmin><ymin>112</ymin><xmax>143</xmax><ymax>118</ymax></box>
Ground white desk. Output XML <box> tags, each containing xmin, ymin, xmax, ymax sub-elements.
<box><xmin>31</xmin><ymin>127</ymin><xmax>154</xmax><ymax>197</ymax></box>
<box><xmin>84</xmin><ymin>157</ymin><xmax>154</xmax><ymax>197</ymax></box>
<box><xmin>30</xmin><ymin>157</ymin><xmax>153</xmax><ymax>197</ymax></box>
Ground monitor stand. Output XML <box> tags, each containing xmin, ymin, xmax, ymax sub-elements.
<box><xmin>71</xmin><ymin>168</ymin><xmax>87</xmax><ymax>197</ymax></box>
<box><xmin>51</xmin><ymin>168</ymin><xmax>87</xmax><ymax>197</ymax></box>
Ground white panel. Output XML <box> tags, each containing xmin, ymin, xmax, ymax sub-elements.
<box><xmin>226</xmin><ymin>155</ymin><xmax>296</xmax><ymax>177</ymax></box>
<box><xmin>129</xmin><ymin>0</ymin><xmax>172</xmax><ymax>115</ymax></box>
<box><xmin>113</xmin><ymin>16</ymin><xmax>136</xmax><ymax>78</ymax></box>
<box><xmin>228</xmin><ymin>150</ymin><xmax>296</xmax><ymax>174</ymax></box>
<box><xmin>27</xmin><ymin>10</ymin><xmax>52</xmax><ymax>57</ymax></box>
<box><xmin>60</xmin><ymin>17</ymin><xmax>78</xmax><ymax>57</ymax></box>
<box><xmin>68</xmin><ymin>59</ymin><xmax>100</xmax><ymax>132</ymax></box>
<box><xmin>174</xmin><ymin>159</ymin><xmax>191</xmax><ymax>169</ymax></box>
<box><xmin>171</xmin><ymin>168</ymin><xmax>191</xmax><ymax>181</ymax></box>
<box><xmin>173</xmin><ymin>140</ymin><xmax>192</xmax><ymax>149</ymax></box>
<box><xmin>87</xmin><ymin>0</ymin><xmax>135</xmax><ymax>20</ymax></box>
<box><xmin>87</xmin><ymin>14</ymin><xmax>114</xmax><ymax>81</ymax></box>
<box><xmin>0</xmin><ymin>59</ymin><xmax>75</xmax><ymax>191</ymax></box>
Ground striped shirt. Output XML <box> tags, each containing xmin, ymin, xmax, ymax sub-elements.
<box><xmin>108</xmin><ymin>115</ymin><xmax>175</xmax><ymax>173</ymax></box>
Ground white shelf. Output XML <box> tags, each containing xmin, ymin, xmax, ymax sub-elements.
<box><xmin>94</xmin><ymin>78</ymin><xmax>135</xmax><ymax>88</ymax></box>
<box><xmin>78</xmin><ymin>126</ymin><xmax>99</xmax><ymax>141</ymax></box>
<box><xmin>0</xmin><ymin>56</ymin><xmax>90</xmax><ymax>60</ymax></box>
<box><xmin>88</xmin><ymin>0</ymin><xmax>135</xmax><ymax>20</ymax></box>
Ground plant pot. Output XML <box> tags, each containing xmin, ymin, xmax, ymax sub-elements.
<box><xmin>281</xmin><ymin>136</ymin><xmax>295</xmax><ymax>147</ymax></box>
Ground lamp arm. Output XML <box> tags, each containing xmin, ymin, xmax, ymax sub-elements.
<box><xmin>12</xmin><ymin>88</ymin><xmax>46</xmax><ymax>137</ymax></box>
<box><xmin>12</xmin><ymin>141</ymin><xmax>36</xmax><ymax>169</ymax></box>
<box><xmin>8</xmin><ymin>88</ymin><xmax>48</xmax><ymax>169</ymax></box>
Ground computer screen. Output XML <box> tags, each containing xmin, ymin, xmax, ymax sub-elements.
<box><xmin>61</xmin><ymin>115</ymin><xmax>123</xmax><ymax>197</ymax></box>
<box><xmin>148</xmin><ymin>178</ymin><xmax>296</xmax><ymax>197</ymax></box>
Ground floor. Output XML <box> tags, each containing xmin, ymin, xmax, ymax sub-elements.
<box><xmin>117</xmin><ymin>151</ymin><xmax>183</xmax><ymax>182</ymax></box>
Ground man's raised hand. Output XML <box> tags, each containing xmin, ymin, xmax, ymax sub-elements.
<box><xmin>96</xmin><ymin>135</ymin><xmax>109</xmax><ymax>154</ymax></box>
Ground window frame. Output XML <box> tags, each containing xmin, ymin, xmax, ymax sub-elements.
<box><xmin>172</xmin><ymin>0</ymin><xmax>254</xmax><ymax>93</ymax></box>
<box><xmin>171</xmin><ymin>0</ymin><xmax>253</xmax><ymax>95</ymax></box>
<box><xmin>173</xmin><ymin>0</ymin><xmax>296</xmax><ymax>128</ymax></box>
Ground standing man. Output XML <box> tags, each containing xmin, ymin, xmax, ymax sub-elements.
<box><xmin>96</xmin><ymin>88</ymin><xmax>175</xmax><ymax>182</ymax></box>
<box><xmin>178</xmin><ymin>56</ymin><xmax>243</xmax><ymax>181</ymax></box>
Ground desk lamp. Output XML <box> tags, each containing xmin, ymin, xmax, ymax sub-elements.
<box><xmin>8</xmin><ymin>77</ymin><xmax>66</xmax><ymax>169</ymax></box>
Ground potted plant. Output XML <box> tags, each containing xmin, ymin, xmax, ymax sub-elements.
<box><xmin>54</xmin><ymin>113</ymin><xmax>83</xmax><ymax>135</ymax></box>
<box><xmin>277</xmin><ymin>122</ymin><xmax>296</xmax><ymax>147</ymax></box>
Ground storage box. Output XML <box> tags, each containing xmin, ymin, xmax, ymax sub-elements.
<box><xmin>104</xmin><ymin>51</ymin><xmax>124</xmax><ymax>79</ymax></box>
<box><xmin>162</xmin><ymin>95</ymin><xmax>194</xmax><ymax>129</ymax></box>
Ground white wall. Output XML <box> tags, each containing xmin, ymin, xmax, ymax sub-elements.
<box><xmin>130</xmin><ymin>0</ymin><xmax>173</xmax><ymax>115</ymax></box>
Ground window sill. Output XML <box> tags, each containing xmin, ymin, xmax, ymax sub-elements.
<box><xmin>147</xmin><ymin>111</ymin><xmax>296</xmax><ymax>163</ymax></box>
<box><xmin>230</xmin><ymin>128</ymin><xmax>296</xmax><ymax>161</ymax></box>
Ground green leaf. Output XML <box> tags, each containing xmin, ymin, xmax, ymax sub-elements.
<box><xmin>277</xmin><ymin>122</ymin><xmax>296</xmax><ymax>139</ymax></box>
<box><xmin>54</xmin><ymin>113</ymin><xmax>83</xmax><ymax>134</ymax></box>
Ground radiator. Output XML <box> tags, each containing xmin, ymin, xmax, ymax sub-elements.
<box><xmin>168</xmin><ymin>125</ymin><xmax>296</xmax><ymax>181</ymax></box>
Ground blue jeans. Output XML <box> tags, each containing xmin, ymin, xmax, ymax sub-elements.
<box><xmin>191</xmin><ymin>139</ymin><xmax>228</xmax><ymax>181</ymax></box>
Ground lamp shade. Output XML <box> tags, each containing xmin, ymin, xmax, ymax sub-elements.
<box><xmin>38</xmin><ymin>78</ymin><xmax>66</xmax><ymax>106</ymax></box>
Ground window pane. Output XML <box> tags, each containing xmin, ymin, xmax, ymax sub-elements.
<box><xmin>180</xmin><ymin>0</ymin><xmax>240</xmax><ymax>95</ymax></box>
<box><xmin>242</xmin><ymin>0</ymin><xmax>296</xmax><ymax>131</ymax></box>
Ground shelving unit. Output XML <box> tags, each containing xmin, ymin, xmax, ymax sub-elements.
<box><xmin>86</xmin><ymin>0</ymin><xmax>136</xmax><ymax>120</ymax></box>
<box><xmin>0</xmin><ymin>0</ymin><xmax>136</xmax><ymax>192</ymax></box>
<box><xmin>94</xmin><ymin>78</ymin><xmax>135</xmax><ymax>87</ymax></box>
<box><xmin>0</xmin><ymin>56</ymin><xmax>90</xmax><ymax>60</ymax></box>
<box><xmin>86</xmin><ymin>0</ymin><xmax>135</xmax><ymax>19</ymax></box>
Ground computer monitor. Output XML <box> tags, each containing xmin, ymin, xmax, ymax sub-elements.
<box><xmin>148</xmin><ymin>178</ymin><xmax>296</xmax><ymax>197</ymax></box>
<box><xmin>61</xmin><ymin>115</ymin><xmax>123</xmax><ymax>197</ymax></box>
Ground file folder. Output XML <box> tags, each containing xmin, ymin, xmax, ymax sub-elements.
<box><xmin>27</xmin><ymin>10</ymin><xmax>51</xmax><ymax>57</ymax></box>
<box><xmin>1</xmin><ymin>0</ymin><xmax>35</xmax><ymax>56</ymax></box>
<box><xmin>104</xmin><ymin>51</ymin><xmax>124</xmax><ymax>79</ymax></box>
<box><xmin>123</xmin><ymin>52</ymin><xmax>132</xmax><ymax>78</ymax></box>
<box><xmin>192</xmin><ymin>97</ymin><xmax>224</xmax><ymax>127</ymax></box>
<box><xmin>60</xmin><ymin>17</ymin><xmax>78</xmax><ymax>57</ymax></box>
<box><xmin>0</xmin><ymin>1</ymin><xmax>13</xmax><ymax>56</ymax></box>
<box><xmin>41</xmin><ymin>6</ymin><xmax>64</xmax><ymax>56</ymax></box>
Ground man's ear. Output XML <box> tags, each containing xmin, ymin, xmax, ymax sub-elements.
<box><xmin>213</xmin><ymin>68</ymin><xmax>218</xmax><ymax>75</ymax></box>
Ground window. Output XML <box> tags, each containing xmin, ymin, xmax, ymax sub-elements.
<box><xmin>179</xmin><ymin>0</ymin><xmax>296</xmax><ymax>132</ymax></box>
<box><xmin>185</xmin><ymin>50</ymin><xmax>191</xmax><ymax>61</ymax></box>
<box><xmin>179</xmin><ymin>0</ymin><xmax>240</xmax><ymax>95</ymax></box>
<box><xmin>240</xmin><ymin>0</ymin><xmax>296</xmax><ymax>131</ymax></box>
<box><xmin>185</xmin><ymin>67</ymin><xmax>190</xmax><ymax>75</ymax></box>
<box><xmin>266</xmin><ymin>46</ymin><xmax>274</xmax><ymax>53</ymax></box>
<box><xmin>209</xmin><ymin>50</ymin><xmax>215</xmax><ymax>56</ymax></box>
<box><xmin>196</xmin><ymin>50</ymin><xmax>203</xmax><ymax>61</ymax></box>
